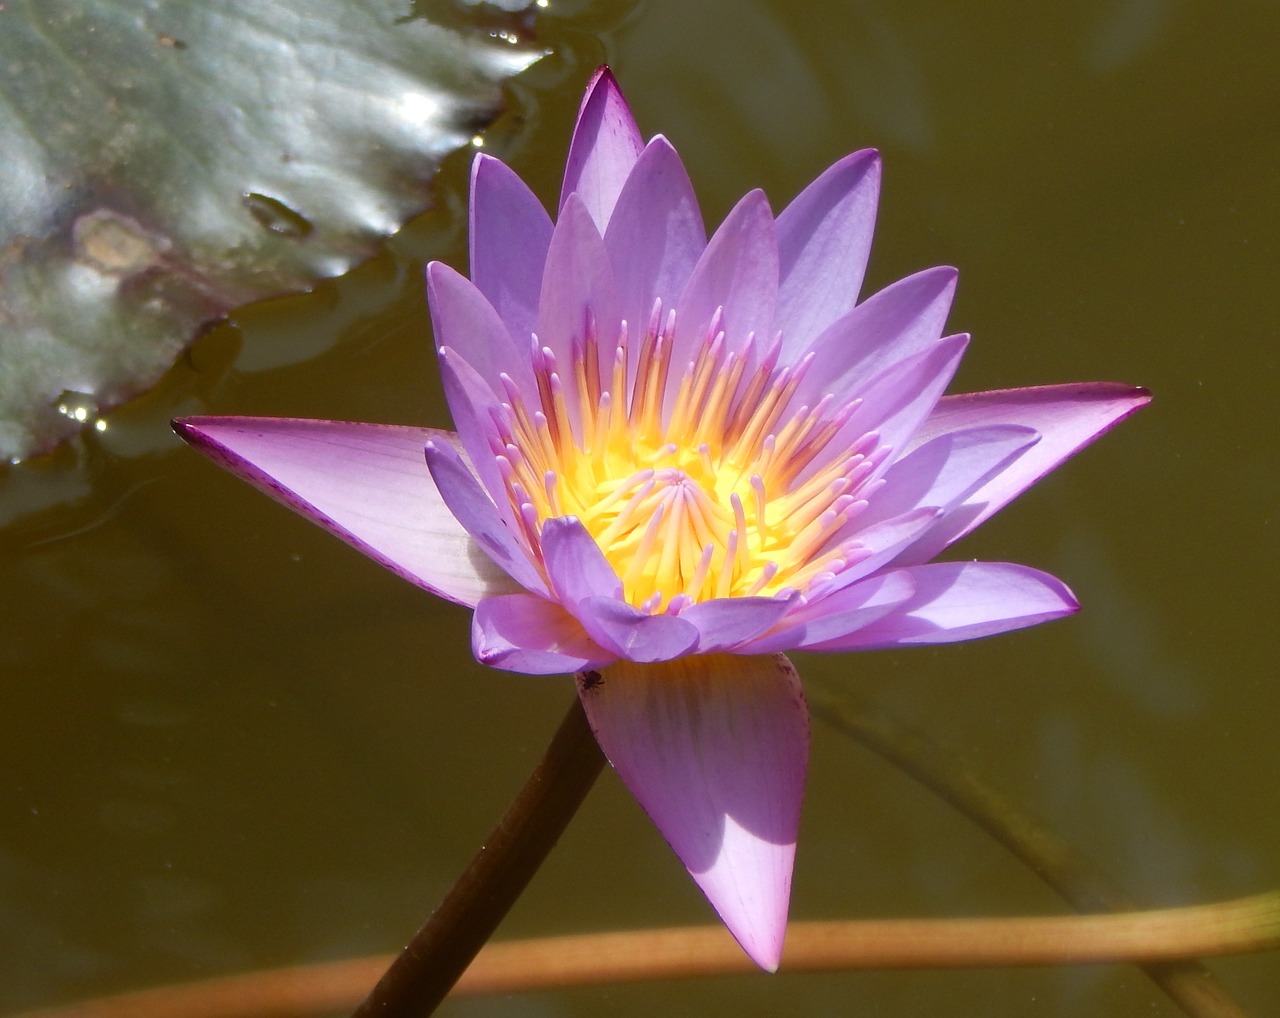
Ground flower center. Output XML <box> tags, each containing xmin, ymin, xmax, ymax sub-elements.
<box><xmin>492</xmin><ymin>302</ymin><xmax>887</xmax><ymax>611</ymax></box>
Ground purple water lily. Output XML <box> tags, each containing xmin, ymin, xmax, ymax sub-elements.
<box><xmin>175</xmin><ymin>69</ymin><xmax>1148</xmax><ymax>971</ymax></box>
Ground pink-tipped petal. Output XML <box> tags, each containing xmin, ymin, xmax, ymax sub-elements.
<box><xmin>561</xmin><ymin>67</ymin><xmax>645</xmax><ymax>230</ymax></box>
<box><xmin>424</xmin><ymin>440</ymin><xmax>547</xmax><ymax>596</ymax></box>
<box><xmin>671</xmin><ymin>189</ymin><xmax>779</xmax><ymax>394</ymax></box>
<box><xmin>825</xmin><ymin>561</ymin><xmax>1078</xmax><ymax>650</ymax></box>
<box><xmin>427</xmin><ymin>260</ymin><xmax>534</xmax><ymax>395</ymax></box>
<box><xmin>604</xmin><ymin>136</ymin><xmax>707</xmax><ymax>363</ymax></box>
<box><xmin>792</xmin><ymin>266</ymin><xmax>957</xmax><ymax>408</ymax></box>
<box><xmin>776</xmin><ymin>149</ymin><xmax>881</xmax><ymax>354</ymax></box>
<box><xmin>474</xmin><ymin>592</ymin><xmax>615</xmax><ymax>674</ymax></box>
<box><xmin>469</xmin><ymin>153</ymin><xmax>554</xmax><ymax>346</ymax></box>
<box><xmin>898</xmin><ymin>383</ymin><xmax>1152</xmax><ymax>562</ymax></box>
<box><xmin>172</xmin><ymin>418</ymin><xmax>516</xmax><ymax>607</ymax></box>
<box><xmin>580</xmin><ymin>653</ymin><xmax>809</xmax><ymax>970</ymax></box>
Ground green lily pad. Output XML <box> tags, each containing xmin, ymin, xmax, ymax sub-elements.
<box><xmin>0</xmin><ymin>0</ymin><xmax>542</xmax><ymax>462</ymax></box>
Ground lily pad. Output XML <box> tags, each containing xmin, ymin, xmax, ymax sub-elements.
<box><xmin>0</xmin><ymin>0</ymin><xmax>542</xmax><ymax>462</ymax></box>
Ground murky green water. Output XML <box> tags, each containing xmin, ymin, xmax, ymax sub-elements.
<box><xmin>3</xmin><ymin>0</ymin><xmax>1278</xmax><ymax>1014</ymax></box>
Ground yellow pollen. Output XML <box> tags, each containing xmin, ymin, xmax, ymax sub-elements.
<box><xmin>495</xmin><ymin>306</ymin><xmax>878</xmax><ymax>611</ymax></box>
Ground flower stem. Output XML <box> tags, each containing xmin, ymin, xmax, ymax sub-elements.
<box><xmin>350</xmin><ymin>692</ymin><xmax>605</xmax><ymax>1018</ymax></box>
<box><xmin>808</xmin><ymin>687</ymin><xmax>1251</xmax><ymax>1018</ymax></box>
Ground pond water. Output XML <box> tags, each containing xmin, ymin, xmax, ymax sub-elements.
<box><xmin>2</xmin><ymin>0</ymin><xmax>1277</xmax><ymax>1015</ymax></box>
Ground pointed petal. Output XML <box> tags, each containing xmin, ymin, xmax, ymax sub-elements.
<box><xmin>474</xmin><ymin>592</ymin><xmax>615</xmax><ymax>674</ymax></box>
<box><xmin>790</xmin><ymin>266</ymin><xmax>957</xmax><ymax>409</ymax></box>
<box><xmin>580</xmin><ymin>653</ymin><xmax>809</xmax><ymax>970</ymax></box>
<box><xmin>898</xmin><ymin>383</ymin><xmax>1152</xmax><ymax>561</ymax></box>
<box><xmin>740</xmin><ymin>569</ymin><xmax>916</xmax><ymax>653</ymax></box>
<box><xmin>679</xmin><ymin>595</ymin><xmax>796</xmax><ymax>654</ymax></box>
<box><xmin>427</xmin><ymin>260</ymin><xmax>534</xmax><ymax>395</ymax></box>
<box><xmin>822</xmin><ymin>506</ymin><xmax>942</xmax><ymax>590</ymax></box>
<box><xmin>604</xmin><ymin>136</ymin><xmax>706</xmax><ymax>364</ymax></box>
<box><xmin>436</xmin><ymin>346</ymin><xmax>510</xmax><ymax>514</ymax></box>
<box><xmin>851</xmin><ymin>333</ymin><xmax>969</xmax><ymax>452</ymax></box>
<box><xmin>172</xmin><ymin>418</ymin><xmax>516</xmax><ymax>607</ymax></box>
<box><xmin>537</xmin><ymin>195</ymin><xmax>621</xmax><ymax>432</ymax></box>
<box><xmin>851</xmin><ymin>425</ymin><xmax>1041</xmax><ymax>550</ymax></box>
<box><xmin>469</xmin><ymin>153</ymin><xmax>554</xmax><ymax>347</ymax></box>
<box><xmin>561</xmin><ymin>67</ymin><xmax>645</xmax><ymax>230</ymax></box>
<box><xmin>825</xmin><ymin>561</ymin><xmax>1078</xmax><ymax>650</ymax></box>
<box><xmin>803</xmin><ymin>334</ymin><xmax>968</xmax><ymax>488</ymax></box>
<box><xmin>776</xmin><ymin>149</ymin><xmax>881</xmax><ymax>355</ymax></box>
<box><xmin>424</xmin><ymin>440</ymin><xmax>547</xmax><ymax>596</ymax></box>
<box><xmin>671</xmin><ymin>189</ymin><xmax>778</xmax><ymax>400</ymax></box>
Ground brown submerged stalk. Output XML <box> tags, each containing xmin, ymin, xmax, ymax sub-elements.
<box><xmin>8</xmin><ymin>895</ymin><xmax>1279</xmax><ymax>1018</ymax></box>
<box><xmin>808</xmin><ymin>687</ymin><xmax>1255</xmax><ymax>1018</ymax></box>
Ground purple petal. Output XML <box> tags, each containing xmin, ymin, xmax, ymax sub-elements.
<box><xmin>803</xmin><ymin>334</ymin><xmax>968</xmax><ymax>488</ymax></box>
<box><xmin>820</xmin><ymin>506</ymin><xmax>942</xmax><ymax>590</ymax></box>
<box><xmin>469</xmin><ymin>153</ymin><xmax>554</xmax><ymax>347</ymax></box>
<box><xmin>172</xmin><ymin>418</ymin><xmax>516</xmax><ymax>607</ymax></box>
<box><xmin>824</xmin><ymin>561</ymin><xmax>1078</xmax><ymax>650</ymax></box>
<box><xmin>604</xmin><ymin>136</ymin><xmax>707</xmax><ymax>375</ymax></box>
<box><xmin>426</xmin><ymin>261</ymin><xmax>534</xmax><ymax>395</ymax></box>
<box><xmin>678</xmin><ymin>595</ymin><xmax>796</xmax><ymax>654</ymax></box>
<box><xmin>579</xmin><ymin>653</ymin><xmax>809</xmax><ymax>970</ymax></box>
<box><xmin>535</xmin><ymin>516</ymin><xmax>700</xmax><ymax>671</ymax></box>
<box><xmin>536</xmin><ymin>195</ymin><xmax>621</xmax><ymax>433</ymax></box>
<box><xmin>776</xmin><ymin>149</ymin><xmax>881</xmax><ymax>355</ymax></box>
<box><xmin>474</xmin><ymin>593</ymin><xmax>615</xmax><ymax>674</ymax></box>
<box><xmin>435</xmin><ymin>346</ymin><xmax>509</xmax><ymax>513</ymax></box>
<box><xmin>540</xmin><ymin>516</ymin><xmax>624</xmax><ymax>604</ymax></box>
<box><xmin>560</xmin><ymin>67</ymin><xmax>645</xmax><ymax>231</ymax></box>
<box><xmin>576</xmin><ymin>596</ymin><xmax>700</xmax><ymax>662</ymax></box>
<box><xmin>898</xmin><ymin>383</ymin><xmax>1152</xmax><ymax>562</ymax></box>
<box><xmin>790</xmin><ymin>266</ymin><xmax>957</xmax><ymax>409</ymax></box>
<box><xmin>851</xmin><ymin>425</ymin><xmax>1041</xmax><ymax>540</ymax></box>
<box><xmin>424</xmin><ymin>440</ymin><xmax>547</xmax><ymax>596</ymax></box>
<box><xmin>739</xmin><ymin>570</ymin><xmax>916</xmax><ymax>653</ymax></box>
<box><xmin>670</xmin><ymin>190</ymin><xmax>779</xmax><ymax>404</ymax></box>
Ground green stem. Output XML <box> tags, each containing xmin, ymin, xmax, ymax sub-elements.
<box><xmin>809</xmin><ymin>687</ymin><xmax>1250</xmax><ymax>1018</ymax></box>
<box><xmin>350</xmin><ymin>692</ymin><xmax>605</xmax><ymax>1018</ymax></box>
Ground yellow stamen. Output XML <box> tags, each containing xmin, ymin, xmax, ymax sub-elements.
<box><xmin>490</xmin><ymin>307</ymin><xmax>882</xmax><ymax>611</ymax></box>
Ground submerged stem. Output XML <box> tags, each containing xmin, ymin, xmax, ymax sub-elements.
<box><xmin>350</xmin><ymin>692</ymin><xmax>604</xmax><ymax>1018</ymax></box>
<box><xmin>11</xmin><ymin>895</ymin><xmax>1278</xmax><ymax>1018</ymax></box>
<box><xmin>809</xmin><ymin>687</ymin><xmax>1251</xmax><ymax>1018</ymax></box>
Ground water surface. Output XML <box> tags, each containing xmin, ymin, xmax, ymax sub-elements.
<box><xmin>3</xmin><ymin>0</ymin><xmax>1277</xmax><ymax>1014</ymax></box>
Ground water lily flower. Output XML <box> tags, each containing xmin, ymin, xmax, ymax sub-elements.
<box><xmin>174</xmin><ymin>68</ymin><xmax>1148</xmax><ymax>971</ymax></box>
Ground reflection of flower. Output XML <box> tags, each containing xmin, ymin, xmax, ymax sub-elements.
<box><xmin>175</xmin><ymin>68</ymin><xmax>1149</xmax><ymax>970</ymax></box>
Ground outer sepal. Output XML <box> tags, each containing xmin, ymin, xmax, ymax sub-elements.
<box><xmin>578</xmin><ymin>653</ymin><xmax>809</xmax><ymax>971</ymax></box>
<box><xmin>172</xmin><ymin>417</ymin><xmax>514</xmax><ymax>607</ymax></box>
